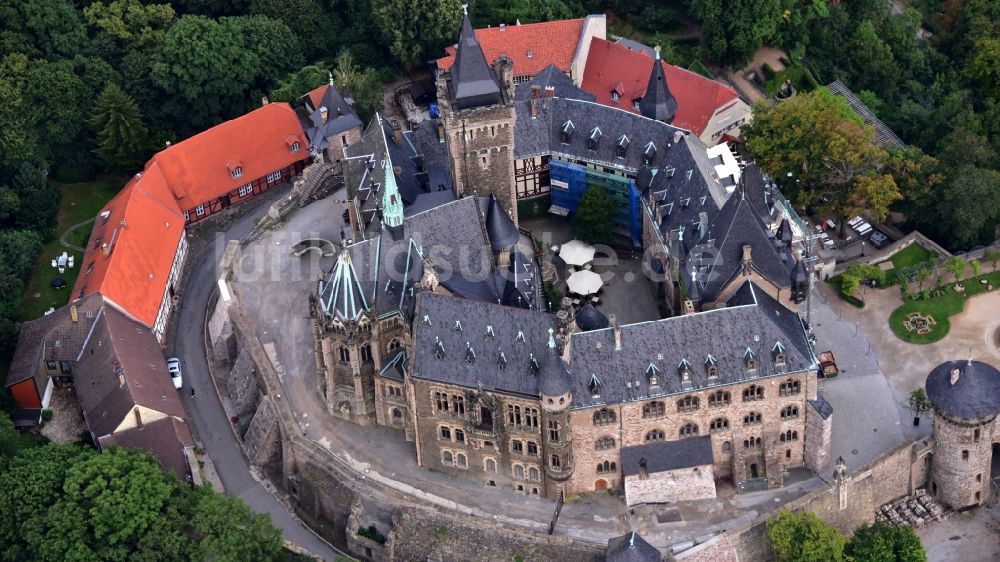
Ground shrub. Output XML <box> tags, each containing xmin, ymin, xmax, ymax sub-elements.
<box><xmin>357</xmin><ymin>525</ymin><xmax>386</xmax><ymax>545</ymax></box>
<box><xmin>41</xmin><ymin>409</ymin><xmax>53</xmax><ymax>422</ymax></box>
<box><xmin>543</xmin><ymin>282</ymin><xmax>563</xmax><ymax>311</ymax></box>
<box><xmin>761</xmin><ymin>63</ymin><xmax>777</xmax><ymax>81</ymax></box>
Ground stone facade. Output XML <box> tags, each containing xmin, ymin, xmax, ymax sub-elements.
<box><xmin>226</xmin><ymin>346</ymin><xmax>260</xmax><ymax>419</ymax></box>
<box><xmin>928</xmin><ymin>410</ymin><xmax>997</xmax><ymax>509</ymax></box>
<box><xmin>437</xmin><ymin>59</ymin><xmax>519</xmax><ymax>224</ymax></box>
<box><xmin>624</xmin><ymin>463</ymin><xmax>716</xmax><ymax>506</ymax></box>
<box><xmin>804</xmin><ymin>398</ymin><xmax>833</xmax><ymax>475</ymax></box>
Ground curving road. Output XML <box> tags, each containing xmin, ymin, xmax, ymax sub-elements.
<box><xmin>172</xmin><ymin>204</ymin><xmax>343</xmax><ymax>561</ymax></box>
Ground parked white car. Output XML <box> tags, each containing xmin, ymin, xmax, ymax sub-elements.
<box><xmin>166</xmin><ymin>358</ymin><xmax>183</xmax><ymax>389</ymax></box>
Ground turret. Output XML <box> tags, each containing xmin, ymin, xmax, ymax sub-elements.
<box><xmin>638</xmin><ymin>46</ymin><xmax>678</xmax><ymax>124</ymax></box>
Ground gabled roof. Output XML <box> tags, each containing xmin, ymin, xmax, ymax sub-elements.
<box><xmin>437</xmin><ymin>18</ymin><xmax>587</xmax><ymax>78</ymax></box>
<box><xmin>99</xmin><ymin>417</ymin><xmax>193</xmax><ymax>478</ymax></box>
<box><xmin>515</xmin><ymin>64</ymin><xmax>595</xmax><ymax>102</ymax></box>
<box><xmin>71</xmin><ymin>162</ymin><xmax>185</xmax><ymax>327</ymax></box>
<box><xmin>449</xmin><ymin>13</ymin><xmax>502</xmax><ymax>109</ymax></box>
<box><xmin>155</xmin><ymin>102</ymin><xmax>308</xmax><ymax>208</ymax></box>
<box><xmin>567</xmin><ymin>282</ymin><xmax>814</xmax><ymax>408</ymax></box>
<box><xmin>74</xmin><ymin>306</ymin><xmax>185</xmax><ymax>439</ymax></box>
<box><xmin>582</xmin><ymin>38</ymin><xmax>739</xmax><ymax>136</ymax></box>
<box><xmin>606</xmin><ymin>531</ymin><xmax>662</xmax><ymax>562</ymax></box>
<box><xmin>303</xmin><ymin>82</ymin><xmax>363</xmax><ymax>151</ymax></box>
<box><xmin>621</xmin><ymin>436</ymin><xmax>713</xmax><ymax>476</ymax></box>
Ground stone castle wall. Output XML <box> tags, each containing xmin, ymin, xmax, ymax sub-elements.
<box><xmin>623</xmin><ymin>464</ymin><xmax>716</xmax><ymax>506</ymax></box>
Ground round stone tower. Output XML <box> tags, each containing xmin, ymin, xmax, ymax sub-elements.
<box><xmin>538</xmin><ymin>328</ymin><xmax>574</xmax><ymax>495</ymax></box>
<box><xmin>925</xmin><ymin>359</ymin><xmax>1000</xmax><ymax>509</ymax></box>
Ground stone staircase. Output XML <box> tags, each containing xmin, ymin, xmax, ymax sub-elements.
<box><xmin>294</xmin><ymin>162</ymin><xmax>342</xmax><ymax>205</ymax></box>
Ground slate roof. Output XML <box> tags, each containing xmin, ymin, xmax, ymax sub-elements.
<box><xmin>6</xmin><ymin>293</ymin><xmax>105</xmax><ymax>388</ymax></box>
<box><xmin>72</xmin><ymin>161</ymin><xmax>185</xmax><ymax>327</ymax></box>
<box><xmin>680</xmin><ymin>179</ymin><xmax>794</xmax><ymax>303</ymax></box>
<box><xmin>606</xmin><ymin>531</ymin><xmax>662</xmax><ymax>562</ymax></box>
<box><xmin>582</xmin><ymin>38</ymin><xmax>739</xmax><ymax>136</ymax></box>
<box><xmin>437</xmin><ymin>18</ymin><xmax>587</xmax><ymax>78</ymax></box>
<box><xmin>303</xmin><ymin>82</ymin><xmax>363</xmax><ymax>153</ymax></box>
<box><xmin>810</xmin><ymin>395</ymin><xmax>833</xmax><ymax>420</ymax></box>
<box><xmin>99</xmin><ymin>417</ymin><xmax>193</xmax><ymax>479</ymax></box>
<box><xmin>925</xmin><ymin>360</ymin><xmax>1000</xmax><ymax>420</ymax></box>
<box><xmin>515</xmin><ymin>65</ymin><xmax>595</xmax><ymax>102</ymax></box>
<box><xmin>411</xmin><ymin>292</ymin><xmax>558</xmax><ymax>397</ymax></box>
<box><xmin>512</xmin><ymin>94</ymin><xmax>728</xmax><ymax>214</ymax></box>
<box><xmin>449</xmin><ymin>13</ymin><xmax>503</xmax><ymax>109</ymax></box>
<box><xmin>486</xmin><ymin>193</ymin><xmax>518</xmax><ymax>250</ymax></box>
<box><xmin>74</xmin><ymin>306</ymin><xmax>185</xmax><ymax>439</ymax></box>
<box><xmin>637</xmin><ymin>49</ymin><xmax>678</xmax><ymax>123</ymax></box>
<box><xmin>567</xmin><ymin>282</ymin><xmax>815</xmax><ymax>408</ymax></box>
<box><xmin>621</xmin><ymin>435</ymin><xmax>714</xmax><ymax>476</ymax></box>
<box><xmin>575</xmin><ymin>302</ymin><xmax>610</xmax><ymax>331</ymax></box>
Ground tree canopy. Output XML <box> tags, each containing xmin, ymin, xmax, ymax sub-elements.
<box><xmin>572</xmin><ymin>186</ymin><xmax>614</xmax><ymax>245</ymax></box>
<box><xmin>766</xmin><ymin>509</ymin><xmax>846</xmax><ymax>562</ymax></box>
<box><xmin>845</xmin><ymin>522</ymin><xmax>926</xmax><ymax>562</ymax></box>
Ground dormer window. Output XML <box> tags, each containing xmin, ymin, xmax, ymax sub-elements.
<box><xmin>230</xmin><ymin>167</ymin><xmax>243</xmax><ymax>179</ymax></box>
<box><xmin>587</xmin><ymin>127</ymin><xmax>601</xmax><ymax>150</ymax></box>
<box><xmin>465</xmin><ymin>343</ymin><xmax>476</xmax><ymax>364</ymax></box>
<box><xmin>561</xmin><ymin>120</ymin><xmax>574</xmax><ymax>144</ymax></box>
<box><xmin>454</xmin><ymin>320</ymin><xmax>463</xmax><ymax>332</ymax></box>
<box><xmin>290</xmin><ymin>141</ymin><xmax>301</xmax><ymax>152</ymax></box>
<box><xmin>744</xmin><ymin>347</ymin><xmax>757</xmax><ymax>371</ymax></box>
<box><xmin>515</xmin><ymin>331</ymin><xmax>525</xmax><ymax>343</ymax></box>
<box><xmin>616</xmin><ymin>135</ymin><xmax>629</xmax><ymax>158</ymax></box>
<box><xmin>589</xmin><ymin>374</ymin><xmax>601</xmax><ymax>397</ymax></box>
<box><xmin>434</xmin><ymin>337</ymin><xmax>445</xmax><ymax>359</ymax></box>
<box><xmin>498</xmin><ymin>351</ymin><xmax>507</xmax><ymax>370</ymax></box>
<box><xmin>528</xmin><ymin>353</ymin><xmax>539</xmax><ymax>375</ymax></box>
<box><xmin>422</xmin><ymin>314</ymin><xmax>431</xmax><ymax>325</ymax></box>
<box><xmin>678</xmin><ymin>359</ymin><xmax>692</xmax><ymax>382</ymax></box>
<box><xmin>611</xmin><ymin>91</ymin><xmax>620</xmax><ymax>102</ymax></box>
<box><xmin>646</xmin><ymin>362</ymin><xmax>660</xmax><ymax>387</ymax></box>
<box><xmin>485</xmin><ymin>325</ymin><xmax>495</xmax><ymax>337</ymax></box>
<box><xmin>632</xmin><ymin>98</ymin><xmax>641</xmax><ymax>111</ymax></box>
<box><xmin>772</xmin><ymin>341</ymin><xmax>786</xmax><ymax>366</ymax></box>
<box><xmin>705</xmin><ymin>354</ymin><xmax>718</xmax><ymax>378</ymax></box>
<box><xmin>643</xmin><ymin>141</ymin><xmax>656</xmax><ymax>164</ymax></box>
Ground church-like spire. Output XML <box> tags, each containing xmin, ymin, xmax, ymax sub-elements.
<box><xmin>450</xmin><ymin>8</ymin><xmax>501</xmax><ymax>109</ymax></box>
<box><xmin>382</xmin><ymin>160</ymin><xmax>404</xmax><ymax>228</ymax></box>
<box><xmin>638</xmin><ymin>46</ymin><xmax>678</xmax><ymax>124</ymax></box>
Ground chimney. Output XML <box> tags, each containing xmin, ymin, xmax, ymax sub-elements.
<box><xmin>102</xmin><ymin>243</ymin><xmax>111</xmax><ymax>257</ymax></box>
<box><xmin>261</xmin><ymin>96</ymin><xmax>269</xmax><ymax>106</ymax></box>
<box><xmin>531</xmin><ymin>84</ymin><xmax>541</xmax><ymax>99</ymax></box>
<box><xmin>437</xmin><ymin>122</ymin><xmax>446</xmax><ymax>144</ymax></box>
<box><xmin>698</xmin><ymin>211</ymin><xmax>709</xmax><ymax>237</ymax></box>
<box><xmin>683</xmin><ymin>300</ymin><xmax>696</xmax><ymax>315</ymax></box>
<box><xmin>133</xmin><ymin>406</ymin><xmax>143</xmax><ymax>429</ymax></box>
<box><xmin>393</xmin><ymin>165</ymin><xmax>402</xmax><ymax>178</ymax></box>
<box><xmin>530</xmin><ymin>99</ymin><xmax>538</xmax><ymax>118</ymax></box>
<box><xmin>742</xmin><ymin>244</ymin><xmax>752</xmax><ymax>264</ymax></box>
<box><xmin>165</xmin><ymin>141</ymin><xmax>171</xmax><ymax>147</ymax></box>
<box><xmin>950</xmin><ymin>367</ymin><xmax>961</xmax><ymax>386</ymax></box>
<box><xmin>70</xmin><ymin>305</ymin><xmax>78</xmax><ymax>323</ymax></box>
<box><xmin>393</xmin><ymin>128</ymin><xmax>402</xmax><ymax>145</ymax></box>
<box><xmin>544</xmin><ymin>85</ymin><xmax>555</xmax><ymax>98</ymax></box>
<box><xmin>320</xmin><ymin>106</ymin><xmax>329</xmax><ymax>123</ymax></box>
<box><xmin>610</xmin><ymin>314</ymin><xmax>622</xmax><ymax>351</ymax></box>
<box><xmin>673</xmin><ymin>130</ymin><xmax>684</xmax><ymax>144</ymax></box>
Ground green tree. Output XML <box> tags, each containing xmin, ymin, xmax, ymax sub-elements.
<box><xmin>0</xmin><ymin>230</ymin><xmax>43</xmax><ymax>279</ymax></box>
<box><xmin>0</xmin><ymin>55</ymin><xmax>44</xmax><ymax>175</ymax></box>
<box><xmin>250</xmin><ymin>0</ymin><xmax>339</xmax><ymax>61</ymax></box>
<box><xmin>333</xmin><ymin>51</ymin><xmax>385</xmax><ymax>122</ymax></box>
<box><xmin>766</xmin><ymin>509</ymin><xmax>845</xmax><ymax>562</ymax></box>
<box><xmin>944</xmin><ymin>256</ymin><xmax>967</xmax><ymax>282</ymax></box>
<box><xmin>10</xmin><ymin>162</ymin><xmax>59</xmax><ymax>234</ymax></box>
<box><xmin>905</xmin><ymin>388</ymin><xmax>933</xmax><ymax>418</ymax></box>
<box><xmin>985</xmin><ymin>249</ymin><xmax>1000</xmax><ymax>272</ymax></box>
<box><xmin>230</xmin><ymin>15</ymin><xmax>306</xmax><ymax>92</ymax></box>
<box><xmin>0</xmin><ymin>0</ymin><xmax>90</xmax><ymax>60</ymax></box>
<box><xmin>936</xmin><ymin>166</ymin><xmax>1000</xmax><ymax>248</ymax></box>
<box><xmin>845</xmin><ymin>522</ymin><xmax>926</xmax><ymax>562</ymax></box>
<box><xmin>83</xmin><ymin>0</ymin><xmax>176</xmax><ymax>52</ymax></box>
<box><xmin>742</xmin><ymin>89</ymin><xmax>902</xmax><ymax>230</ymax></box>
<box><xmin>372</xmin><ymin>0</ymin><xmax>463</xmax><ymax>66</ymax></box>
<box><xmin>572</xmin><ymin>186</ymin><xmax>614</xmax><ymax>245</ymax></box>
<box><xmin>691</xmin><ymin>0</ymin><xmax>783</xmax><ymax>67</ymax></box>
<box><xmin>469</xmin><ymin>0</ymin><xmax>577</xmax><ymax>25</ymax></box>
<box><xmin>971</xmin><ymin>259</ymin><xmax>981</xmax><ymax>277</ymax></box>
<box><xmin>89</xmin><ymin>83</ymin><xmax>150</xmax><ymax>172</ymax></box>
<box><xmin>847</xmin><ymin>19</ymin><xmax>900</xmax><ymax>98</ymax></box>
<box><xmin>965</xmin><ymin>38</ymin><xmax>1000</xmax><ymax>101</ymax></box>
<box><xmin>193</xmin><ymin>486</ymin><xmax>283</xmax><ymax>561</ymax></box>
<box><xmin>270</xmin><ymin>63</ymin><xmax>331</xmax><ymax>104</ymax></box>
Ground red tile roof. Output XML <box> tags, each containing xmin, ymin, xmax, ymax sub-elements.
<box><xmin>581</xmin><ymin>38</ymin><xmax>739</xmax><ymax>136</ymax></box>
<box><xmin>154</xmin><ymin>102</ymin><xmax>308</xmax><ymax>210</ymax></box>
<box><xmin>71</xmin><ymin>161</ymin><xmax>184</xmax><ymax>327</ymax></box>
<box><xmin>437</xmin><ymin>18</ymin><xmax>586</xmax><ymax>78</ymax></box>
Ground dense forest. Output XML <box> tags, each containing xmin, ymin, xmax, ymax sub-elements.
<box><xmin>0</xmin><ymin>0</ymin><xmax>998</xmax><ymax>371</ymax></box>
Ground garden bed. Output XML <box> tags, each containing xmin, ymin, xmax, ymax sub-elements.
<box><xmin>889</xmin><ymin>271</ymin><xmax>1000</xmax><ymax>344</ymax></box>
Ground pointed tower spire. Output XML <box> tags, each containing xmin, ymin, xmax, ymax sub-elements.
<box><xmin>382</xmin><ymin>160</ymin><xmax>404</xmax><ymax>228</ymax></box>
<box><xmin>450</xmin><ymin>8</ymin><xmax>501</xmax><ymax>109</ymax></box>
<box><xmin>638</xmin><ymin>46</ymin><xmax>678</xmax><ymax>124</ymax></box>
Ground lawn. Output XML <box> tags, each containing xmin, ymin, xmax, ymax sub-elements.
<box><xmin>889</xmin><ymin>271</ymin><xmax>1000</xmax><ymax>344</ymax></box>
<box><xmin>883</xmin><ymin>243</ymin><xmax>935</xmax><ymax>285</ymax></box>
<box><xmin>19</xmin><ymin>177</ymin><xmax>122</xmax><ymax>321</ymax></box>
<box><xmin>762</xmin><ymin>61</ymin><xmax>820</xmax><ymax>97</ymax></box>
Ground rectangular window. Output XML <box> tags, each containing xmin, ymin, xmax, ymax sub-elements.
<box><xmin>230</xmin><ymin>167</ymin><xmax>243</xmax><ymax>179</ymax></box>
<box><xmin>45</xmin><ymin>361</ymin><xmax>57</xmax><ymax>370</ymax></box>
<box><xmin>183</xmin><ymin>211</ymin><xmax>190</xmax><ymax>221</ymax></box>
<box><xmin>290</xmin><ymin>141</ymin><xmax>300</xmax><ymax>152</ymax></box>
<box><xmin>238</xmin><ymin>184</ymin><xmax>252</xmax><ymax>197</ymax></box>
<box><xmin>547</xmin><ymin>420</ymin><xmax>560</xmax><ymax>442</ymax></box>
<box><xmin>195</xmin><ymin>205</ymin><xmax>205</xmax><ymax>217</ymax></box>
<box><xmin>452</xmin><ymin>395</ymin><xmax>465</xmax><ymax>415</ymax></box>
<box><xmin>512</xmin><ymin>440</ymin><xmax>523</xmax><ymax>454</ymax></box>
<box><xmin>439</xmin><ymin>426</ymin><xmax>451</xmax><ymax>440</ymax></box>
<box><xmin>266</xmin><ymin>170</ymin><xmax>282</xmax><ymax>183</ymax></box>
<box><xmin>527</xmin><ymin>441</ymin><xmax>538</xmax><ymax>456</ymax></box>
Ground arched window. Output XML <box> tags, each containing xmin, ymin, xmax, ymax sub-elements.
<box><xmin>679</xmin><ymin>422</ymin><xmax>699</xmax><ymax>438</ymax></box>
<box><xmin>779</xmin><ymin>379</ymin><xmax>801</xmax><ymax>396</ymax></box>
<box><xmin>743</xmin><ymin>437</ymin><xmax>762</xmax><ymax>449</ymax></box>
<box><xmin>391</xmin><ymin>408</ymin><xmax>402</xmax><ymax>423</ymax></box>
<box><xmin>722</xmin><ymin>441</ymin><xmax>732</xmax><ymax>452</ymax></box>
<box><xmin>593</xmin><ymin>408</ymin><xmax>616</xmax><ymax>426</ymax></box>
<box><xmin>597</xmin><ymin>460</ymin><xmax>617</xmax><ymax>474</ymax></box>
<box><xmin>456</xmin><ymin>453</ymin><xmax>467</xmax><ymax>468</ymax></box>
<box><xmin>485</xmin><ymin>458</ymin><xmax>497</xmax><ymax>472</ymax></box>
<box><xmin>779</xmin><ymin>430</ymin><xmax>799</xmax><ymax>443</ymax></box>
<box><xmin>514</xmin><ymin>464</ymin><xmax>525</xmax><ymax>479</ymax></box>
<box><xmin>595</xmin><ymin>436</ymin><xmax>616</xmax><ymax>451</ymax></box>
<box><xmin>642</xmin><ymin>401</ymin><xmax>665</xmax><ymax>418</ymax></box>
<box><xmin>742</xmin><ymin>385</ymin><xmax>764</xmax><ymax>402</ymax></box>
<box><xmin>389</xmin><ymin>338</ymin><xmax>402</xmax><ymax>351</ymax></box>
<box><xmin>676</xmin><ymin>396</ymin><xmax>699</xmax><ymax>413</ymax></box>
<box><xmin>360</xmin><ymin>344</ymin><xmax>373</xmax><ymax>363</ymax></box>
<box><xmin>743</xmin><ymin>412</ymin><xmax>762</xmax><ymax>426</ymax></box>
<box><xmin>780</xmin><ymin>405</ymin><xmax>799</xmax><ymax>419</ymax></box>
<box><xmin>338</xmin><ymin>346</ymin><xmax>351</xmax><ymax>362</ymax></box>
<box><xmin>442</xmin><ymin>451</ymin><xmax>453</xmax><ymax>465</ymax></box>
<box><xmin>709</xmin><ymin>418</ymin><xmax>729</xmax><ymax>432</ymax></box>
<box><xmin>644</xmin><ymin>429</ymin><xmax>665</xmax><ymax>442</ymax></box>
<box><xmin>709</xmin><ymin>391</ymin><xmax>731</xmax><ymax>407</ymax></box>
<box><xmin>529</xmin><ymin>467</ymin><xmax>539</xmax><ymax>481</ymax></box>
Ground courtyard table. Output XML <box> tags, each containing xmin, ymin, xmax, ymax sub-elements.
<box><xmin>559</xmin><ymin>240</ymin><xmax>596</xmax><ymax>267</ymax></box>
<box><xmin>566</xmin><ymin>270</ymin><xmax>603</xmax><ymax>296</ymax></box>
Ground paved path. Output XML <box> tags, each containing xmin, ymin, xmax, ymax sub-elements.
<box><xmin>58</xmin><ymin>216</ymin><xmax>95</xmax><ymax>252</ymax></box>
<box><xmin>172</xmin><ymin>207</ymin><xmax>344</xmax><ymax>561</ymax></box>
